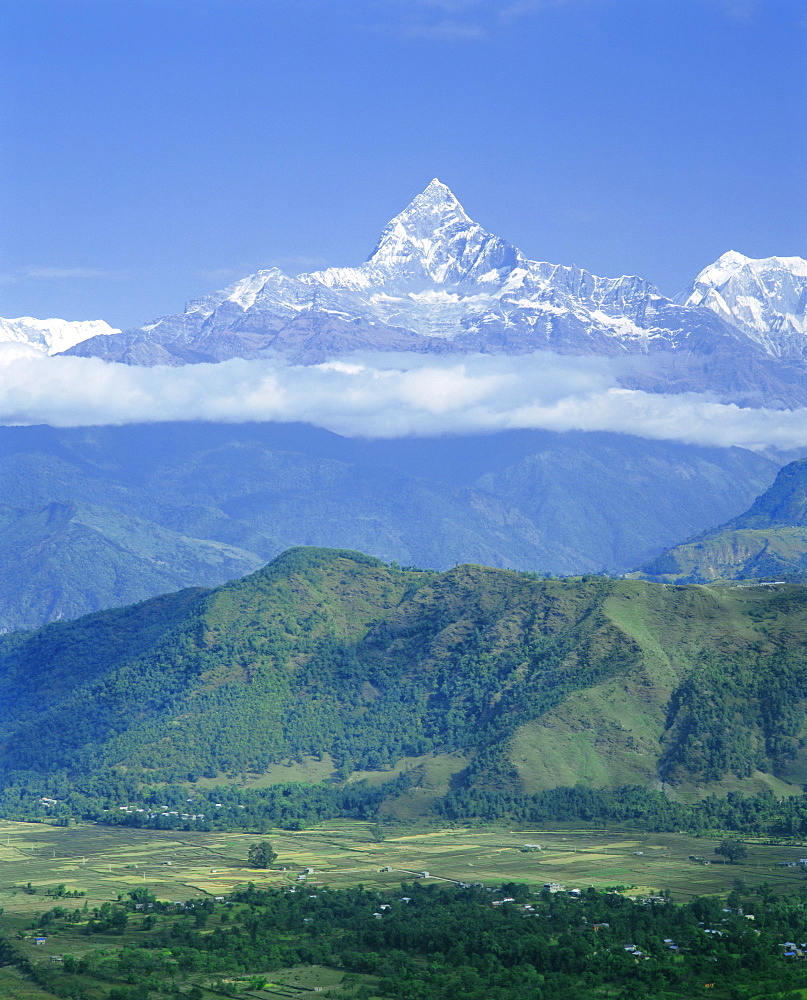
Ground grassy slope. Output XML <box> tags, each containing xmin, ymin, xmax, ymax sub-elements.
<box><xmin>510</xmin><ymin>582</ymin><xmax>706</xmax><ymax>794</ymax></box>
<box><xmin>510</xmin><ymin>581</ymin><xmax>807</xmax><ymax>798</ymax></box>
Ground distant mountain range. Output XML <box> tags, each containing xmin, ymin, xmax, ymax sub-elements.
<box><xmin>4</xmin><ymin>179</ymin><xmax>806</xmax><ymax>406</ymax></box>
<box><xmin>0</xmin><ymin>422</ymin><xmax>782</xmax><ymax>631</ymax></box>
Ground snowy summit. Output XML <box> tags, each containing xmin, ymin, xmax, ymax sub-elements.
<box><xmin>0</xmin><ymin>316</ymin><xmax>120</xmax><ymax>355</ymax></box>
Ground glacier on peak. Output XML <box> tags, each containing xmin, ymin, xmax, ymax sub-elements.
<box><xmin>293</xmin><ymin>180</ymin><xmax>673</xmax><ymax>343</ymax></box>
<box><xmin>305</xmin><ymin>177</ymin><xmax>525</xmax><ymax>291</ymax></box>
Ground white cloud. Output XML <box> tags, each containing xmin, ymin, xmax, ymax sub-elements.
<box><xmin>369</xmin><ymin>0</ymin><xmax>606</xmax><ymax>42</ymax></box>
<box><xmin>499</xmin><ymin>0</ymin><xmax>580</xmax><ymax>20</ymax></box>
<box><xmin>411</xmin><ymin>0</ymin><xmax>484</xmax><ymax>10</ymax></box>
<box><xmin>1</xmin><ymin>345</ymin><xmax>807</xmax><ymax>452</ymax></box>
<box><xmin>273</xmin><ymin>255</ymin><xmax>332</xmax><ymax>271</ymax></box>
<box><xmin>706</xmin><ymin>0</ymin><xmax>759</xmax><ymax>21</ymax></box>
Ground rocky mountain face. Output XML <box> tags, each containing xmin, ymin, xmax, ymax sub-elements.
<box><xmin>62</xmin><ymin>180</ymin><xmax>807</xmax><ymax>406</ymax></box>
<box><xmin>639</xmin><ymin>457</ymin><xmax>807</xmax><ymax>583</ymax></box>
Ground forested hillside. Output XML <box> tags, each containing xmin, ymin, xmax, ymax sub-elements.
<box><xmin>641</xmin><ymin>457</ymin><xmax>807</xmax><ymax>583</ymax></box>
<box><xmin>3</xmin><ymin>547</ymin><xmax>807</xmax><ymax>829</ymax></box>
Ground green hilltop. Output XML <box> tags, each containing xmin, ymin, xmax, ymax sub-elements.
<box><xmin>3</xmin><ymin>546</ymin><xmax>807</xmax><ymax>823</ymax></box>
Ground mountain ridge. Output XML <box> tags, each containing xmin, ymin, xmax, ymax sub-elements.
<box><xmin>0</xmin><ymin>421</ymin><xmax>782</xmax><ymax>630</ymax></box>
<box><xmin>57</xmin><ymin>180</ymin><xmax>807</xmax><ymax>406</ymax></box>
<box><xmin>639</xmin><ymin>456</ymin><xmax>807</xmax><ymax>583</ymax></box>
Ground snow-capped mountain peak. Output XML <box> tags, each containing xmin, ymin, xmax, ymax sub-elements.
<box><xmin>184</xmin><ymin>269</ymin><xmax>289</xmax><ymax>317</ymax></box>
<box><xmin>679</xmin><ymin>251</ymin><xmax>807</xmax><ymax>358</ymax></box>
<box><xmin>687</xmin><ymin>250</ymin><xmax>807</xmax><ymax>293</ymax></box>
<box><xmin>295</xmin><ymin>181</ymin><xmax>670</xmax><ymax>342</ymax></box>
<box><xmin>63</xmin><ymin>180</ymin><xmax>807</xmax><ymax>406</ymax></box>
<box><xmin>373</xmin><ymin>177</ymin><xmax>472</xmax><ymax>245</ymax></box>
<box><xmin>362</xmin><ymin>177</ymin><xmax>523</xmax><ymax>286</ymax></box>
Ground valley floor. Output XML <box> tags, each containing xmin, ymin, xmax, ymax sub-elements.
<box><xmin>4</xmin><ymin>818</ymin><xmax>807</xmax><ymax>911</ymax></box>
<box><xmin>5</xmin><ymin>820</ymin><xmax>807</xmax><ymax>1000</ymax></box>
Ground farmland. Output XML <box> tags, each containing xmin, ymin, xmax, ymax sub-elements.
<box><xmin>3</xmin><ymin>819</ymin><xmax>807</xmax><ymax>913</ymax></box>
<box><xmin>5</xmin><ymin>820</ymin><xmax>807</xmax><ymax>999</ymax></box>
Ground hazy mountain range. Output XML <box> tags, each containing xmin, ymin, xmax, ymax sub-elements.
<box><xmin>0</xmin><ymin>422</ymin><xmax>782</xmax><ymax>632</ymax></box>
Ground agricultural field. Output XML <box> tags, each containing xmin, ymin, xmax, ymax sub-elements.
<box><xmin>3</xmin><ymin>818</ymin><xmax>807</xmax><ymax>912</ymax></box>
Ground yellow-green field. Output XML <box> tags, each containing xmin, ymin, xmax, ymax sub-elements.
<box><xmin>3</xmin><ymin>818</ymin><xmax>807</xmax><ymax>913</ymax></box>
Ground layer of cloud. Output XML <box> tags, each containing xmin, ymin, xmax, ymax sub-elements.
<box><xmin>2</xmin><ymin>344</ymin><xmax>807</xmax><ymax>452</ymax></box>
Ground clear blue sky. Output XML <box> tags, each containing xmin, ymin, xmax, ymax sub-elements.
<box><xmin>1</xmin><ymin>0</ymin><xmax>805</xmax><ymax>329</ymax></box>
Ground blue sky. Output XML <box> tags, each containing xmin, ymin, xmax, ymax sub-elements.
<box><xmin>1</xmin><ymin>0</ymin><xmax>805</xmax><ymax>329</ymax></box>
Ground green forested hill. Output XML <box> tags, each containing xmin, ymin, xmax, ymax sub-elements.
<box><xmin>4</xmin><ymin>547</ymin><xmax>807</xmax><ymax>822</ymax></box>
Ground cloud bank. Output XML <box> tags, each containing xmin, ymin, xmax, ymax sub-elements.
<box><xmin>1</xmin><ymin>344</ymin><xmax>807</xmax><ymax>451</ymax></box>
